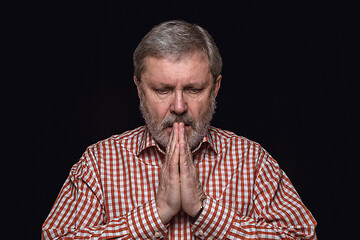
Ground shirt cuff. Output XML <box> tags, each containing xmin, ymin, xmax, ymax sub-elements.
<box><xmin>191</xmin><ymin>197</ymin><xmax>236</xmax><ymax>239</ymax></box>
<box><xmin>127</xmin><ymin>200</ymin><xmax>168</xmax><ymax>239</ymax></box>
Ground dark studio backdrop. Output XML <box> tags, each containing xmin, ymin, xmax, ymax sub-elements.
<box><xmin>14</xmin><ymin>0</ymin><xmax>356</xmax><ymax>239</ymax></box>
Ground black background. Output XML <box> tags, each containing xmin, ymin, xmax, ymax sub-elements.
<box><xmin>12</xmin><ymin>0</ymin><xmax>357</xmax><ymax>239</ymax></box>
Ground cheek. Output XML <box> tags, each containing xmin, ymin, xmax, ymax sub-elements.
<box><xmin>154</xmin><ymin>105</ymin><xmax>169</xmax><ymax>120</ymax></box>
<box><xmin>144</xmin><ymin>96</ymin><xmax>170</xmax><ymax>120</ymax></box>
<box><xmin>188</xmin><ymin>97</ymin><xmax>211</xmax><ymax>118</ymax></box>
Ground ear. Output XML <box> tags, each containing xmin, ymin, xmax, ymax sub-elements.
<box><xmin>133</xmin><ymin>76</ymin><xmax>141</xmax><ymax>99</ymax></box>
<box><xmin>213</xmin><ymin>75</ymin><xmax>222</xmax><ymax>98</ymax></box>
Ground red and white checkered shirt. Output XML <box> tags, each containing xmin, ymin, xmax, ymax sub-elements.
<box><xmin>42</xmin><ymin>126</ymin><xmax>317</xmax><ymax>239</ymax></box>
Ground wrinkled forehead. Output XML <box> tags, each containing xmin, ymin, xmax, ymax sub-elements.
<box><xmin>143</xmin><ymin>53</ymin><xmax>211</xmax><ymax>81</ymax></box>
<box><xmin>141</xmin><ymin>50</ymin><xmax>210</xmax><ymax>78</ymax></box>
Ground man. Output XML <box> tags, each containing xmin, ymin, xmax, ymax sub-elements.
<box><xmin>42</xmin><ymin>20</ymin><xmax>317</xmax><ymax>239</ymax></box>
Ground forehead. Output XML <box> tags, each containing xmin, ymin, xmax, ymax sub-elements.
<box><xmin>141</xmin><ymin>53</ymin><xmax>212</xmax><ymax>86</ymax></box>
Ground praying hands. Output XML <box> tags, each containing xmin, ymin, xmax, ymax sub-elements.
<box><xmin>156</xmin><ymin>122</ymin><xmax>206</xmax><ymax>224</ymax></box>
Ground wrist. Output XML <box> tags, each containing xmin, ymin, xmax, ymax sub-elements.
<box><xmin>189</xmin><ymin>196</ymin><xmax>206</xmax><ymax>223</ymax></box>
<box><xmin>156</xmin><ymin>202</ymin><xmax>178</xmax><ymax>225</ymax></box>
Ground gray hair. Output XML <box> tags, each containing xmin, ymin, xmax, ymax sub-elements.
<box><xmin>133</xmin><ymin>20</ymin><xmax>222</xmax><ymax>83</ymax></box>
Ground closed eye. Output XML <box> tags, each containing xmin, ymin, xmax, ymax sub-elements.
<box><xmin>155</xmin><ymin>88</ymin><xmax>170</xmax><ymax>95</ymax></box>
<box><xmin>186</xmin><ymin>88</ymin><xmax>202</xmax><ymax>94</ymax></box>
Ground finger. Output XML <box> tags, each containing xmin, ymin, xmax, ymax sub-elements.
<box><xmin>178</xmin><ymin>123</ymin><xmax>189</xmax><ymax>168</ymax></box>
<box><xmin>179</xmin><ymin>140</ymin><xmax>187</xmax><ymax>167</ymax></box>
<box><xmin>170</xmin><ymin>123</ymin><xmax>180</xmax><ymax>165</ymax></box>
<box><xmin>177</xmin><ymin>122</ymin><xmax>192</xmax><ymax>162</ymax></box>
<box><xmin>184</xmin><ymin>132</ymin><xmax>192</xmax><ymax>163</ymax></box>
<box><xmin>178</xmin><ymin>122</ymin><xmax>186</xmax><ymax>146</ymax></box>
<box><xmin>169</xmin><ymin>143</ymin><xmax>180</xmax><ymax>175</ymax></box>
<box><xmin>163</xmin><ymin>131</ymin><xmax>174</xmax><ymax>170</ymax></box>
<box><xmin>180</xmin><ymin>123</ymin><xmax>194</xmax><ymax>169</ymax></box>
<box><xmin>165</xmin><ymin>123</ymin><xmax>178</xmax><ymax>162</ymax></box>
<box><xmin>165</xmin><ymin>129</ymin><xmax>174</xmax><ymax>154</ymax></box>
<box><xmin>179</xmin><ymin>137</ymin><xmax>197</xmax><ymax>180</ymax></box>
<box><xmin>170</xmin><ymin>123</ymin><xmax>179</xmax><ymax>154</ymax></box>
<box><xmin>173</xmin><ymin>122</ymin><xmax>179</xmax><ymax>146</ymax></box>
<box><xmin>179</xmin><ymin>140</ymin><xmax>200</xmax><ymax>189</ymax></box>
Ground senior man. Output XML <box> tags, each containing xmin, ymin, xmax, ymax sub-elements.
<box><xmin>42</xmin><ymin>20</ymin><xmax>317</xmax><ymax>239</ymax></box>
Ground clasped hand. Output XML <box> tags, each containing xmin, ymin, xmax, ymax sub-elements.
<box><xmin>156</xmin><ymin>122</ymin><xmax>205</xmax><ymax>224</ymax></box>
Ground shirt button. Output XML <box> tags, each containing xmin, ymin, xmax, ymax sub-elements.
<box><xmin>196</xmin><ymin>230</ymin><xmax>204</xmax><ymax>236</ymax></box>
<box><xmin>154</xmin><ymin>231</ymin><xmax>162</xmax><ymax>238</ymax></box>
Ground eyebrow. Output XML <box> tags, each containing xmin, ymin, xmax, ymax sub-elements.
<box><xmin>150</xmin><ymin>80</ymin><xmax>209</xmax><ymax>89</ymax></box>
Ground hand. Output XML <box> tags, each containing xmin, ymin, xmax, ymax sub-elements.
<box><xmin>156</xmin><ymin>123</ymin><xmax>181</xmax><ymax>224</ymax></box>
<box><xmin>156</xmin><ymin>122</ymin><xmax>206</xmax><ymax>224</ymax></box>
<box><xmin>178</xmin><ymin>123</ymin><xmax>206</xmax><ymax>217</ymax></box>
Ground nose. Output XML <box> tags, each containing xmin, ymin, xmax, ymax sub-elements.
<box><xmin>170</xmin><ymin>90</ymin><xmax>188</xmax><ymax>115</ymax></box>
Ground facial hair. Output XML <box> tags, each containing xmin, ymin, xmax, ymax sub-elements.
<box><xmin>139</xmin><ymin>94</ymin><xmax>216</xmax><ymax>150</ymax></box>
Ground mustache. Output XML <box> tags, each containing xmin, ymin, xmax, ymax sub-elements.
<box><xmin>161</xmin><ymin>114</ymin><xmax>196</xmax><ymax>130</ymax></box>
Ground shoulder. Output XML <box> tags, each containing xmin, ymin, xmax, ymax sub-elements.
<box><xmin>74</xmin><ymin>126</ymin><xmax>146</xmax><ymax>168</ymax></box>
<box><xmin>209</xmin><ymin>126</ymin><xmax>264</xmax><ymax>154</ymax></box>
<box><xmin>86</xmin><ymin>126</ymin><xmax>145</xmax><ymax>151</ymax></box>
<box><xmin>71</xmin><ymin>126</ymin><xmax>145</xmax><ymax>174</ymax></box>
<box><xmin>209</xmin><ymin>126</ymin><xmax>278</xmax><ymax>168</ymax></box>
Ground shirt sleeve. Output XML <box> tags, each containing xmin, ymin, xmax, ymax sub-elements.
<box><xmin>41</xmin><ymin>151</ymin><xmax>168</xmax><ymax>240</ymax></box>
<box><xmin>191</xmin><ymin>149</ymin><xmax>317</xmax><ymax>240</ymax></box>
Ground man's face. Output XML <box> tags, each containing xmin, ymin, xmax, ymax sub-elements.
<box><xmin>135</xmin><ymin>52</ymin><xmax>221</xmax><ymax>150</ymax></box>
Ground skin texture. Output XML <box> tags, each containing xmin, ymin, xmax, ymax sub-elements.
<box><xmin>134</xmin><ymin>52</ymin><xmax>222</xmax><ymax>224</ymax></box>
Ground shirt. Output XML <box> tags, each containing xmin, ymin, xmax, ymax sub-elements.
<box><xmin>42</xmin><ymin>126</ymin><xmax>317</xmax><ymax>239</ymax></box>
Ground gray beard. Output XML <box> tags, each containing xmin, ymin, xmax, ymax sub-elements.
<box><xmin>139</xmin><ymin>96</ymin><xmax>216</xmax><ymax>150</ymax></box>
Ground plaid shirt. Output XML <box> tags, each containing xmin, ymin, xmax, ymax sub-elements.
<box><xmin>42</xmin><ymin>126</ymin><xmax>317</xmax><ymax>239</ymax></box>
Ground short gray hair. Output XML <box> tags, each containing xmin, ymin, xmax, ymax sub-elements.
<box><xmin>133</xmin><ymin>20</ymin><xmax>222</xmax><ymax>83</ymax></box>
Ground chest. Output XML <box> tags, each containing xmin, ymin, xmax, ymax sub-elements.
<box><xmin>98</xmin><ymin>149</ymin><xmax>255</xmax><ymax>220</ymax></box>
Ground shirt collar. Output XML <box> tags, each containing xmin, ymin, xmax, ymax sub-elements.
<box><xmin>136</xmin><ymin>126</ymin><xmax>219</xmax><ymax>156</ymax></box>
<box><xmin>135</xmin><ymin>126</ymin><xmax>160</xmax><ymax>156</ymax></box>
<box><xmin>196</xmin><ymin>128</ymin><xmax>219</xmax><ymax>155</ymax></box>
